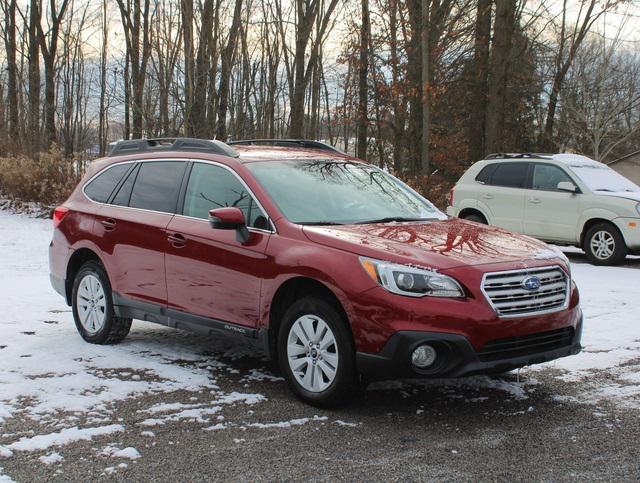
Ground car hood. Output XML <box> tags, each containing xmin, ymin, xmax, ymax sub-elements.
<box><xmin>302</xmin><ymin>219</ymin><xmax>562</xmax><ymax>270</ymax></box>
<box><xmin>594</xmin><ymin>191</ymin><xmax>640</xmax><ymax>203</ymax></box>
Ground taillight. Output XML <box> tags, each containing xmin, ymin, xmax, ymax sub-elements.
<box><xmin>52</xmin><ymin>206</ymin><xmax>69</xmax><ymax>229</ymax></box>
<box><xmin>448</xmin><ymin>187</ymin><xmax>455</xmax><ymax>207</ymax></box>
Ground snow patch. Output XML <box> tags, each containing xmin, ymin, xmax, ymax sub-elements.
<box><xmin>39</xmin><ymin>452</ymin><xmax>64</xmax><ymax>465</ymax></box>
<box><xmin>248</xmin><ymin>416</ymin><xmax>328</xmax><ymax>429</ymax></box>
<box><xmin>0</xmin><ymin>425</ymin><xmax>124</xmax><ymax>455</ymax></box>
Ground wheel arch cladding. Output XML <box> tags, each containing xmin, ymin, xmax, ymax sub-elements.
<box><xmin>268</xmin><ymin>277</ymin><xmax>352</xmax><ymax>363</ymax></box>
<box><xmin>65</xmin><ymin>248</ymin><xmax>104</xmax><ymax>305</ymax></box>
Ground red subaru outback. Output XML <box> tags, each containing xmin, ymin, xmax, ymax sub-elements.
<box><xmin>49</xmin><ymin>138</ymin><xmax>582</xmax><ymax>406</ymax></box>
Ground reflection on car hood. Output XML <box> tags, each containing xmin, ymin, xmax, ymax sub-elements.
<box><xmin>302</xmin><ymin>218</ymin><xmax>559</xmax><ymax>270</ymax></box>
<box><xmin>594</xmin><ymin>191</ymin><xmax>640</xmax><ymax>203</ymax></box>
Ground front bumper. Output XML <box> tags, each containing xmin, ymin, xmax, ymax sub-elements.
<box><xmin>613</xmin><ymin>217</ymin><xmax>640</xmax><ymax>252</ymax></box>
<box><xmin>356</xmin><ymin>318</ymin><xmax>582</xmax><ymax>381</ymax></box>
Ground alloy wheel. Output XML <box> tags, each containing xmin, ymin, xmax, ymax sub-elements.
<box><xmin>76</xmin><ymin>274</ymin><xmax>107</xmax><ymax>335</ymax></box>
<box><xmin>287</xmin><ymin>314</ymin><xmax>339</xmax><ymax>392</ymax></box>
<box><xmin>590</xmin><ymin>230</ymin><xmax>615</xmax><ymax>260</ymax></box>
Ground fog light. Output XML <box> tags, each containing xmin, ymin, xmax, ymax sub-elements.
<box><xmin>411</xmin><ymin>344</ymin><xmax>437</xmax><ymax>368</ymax></box>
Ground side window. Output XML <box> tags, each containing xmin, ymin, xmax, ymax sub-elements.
<box><xmin>111</xmin><ymin>164</ymin><xmax>139</xmax><ymax>206</ymax></box>
<box><xmin>475</xmin><ymin>164</ymin><xmax>497</xmax><ymax>184</ymax></box>
<box><xmin>84</xmin><ymin>164</ymin><xmax>130</xmax><ymax>203</ymax></box>
<box><xmin>532</xmin><ymin>164</ymin><xmax>573</xmax><ymax>191</ymax></box>
<box><xmin>183</xmin><ymin>163</ymin><xmax>269</xmax><ymax>230</ymax></box>
<box><xmin>489</xmin><ymin>163</ymin><xmax>528</xmax><ymax>188</ymax></box>
<box><xmin>129</xmin><ymin>161</ymin><xmax>186</xmax><ymax>213</ymax></box>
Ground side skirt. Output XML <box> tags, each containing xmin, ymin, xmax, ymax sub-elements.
<box><xmin>112</xmin><ymin>293</ymin><xmax>270</xmax><ymax>357</ymax></box>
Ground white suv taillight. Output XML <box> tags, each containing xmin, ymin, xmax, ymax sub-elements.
<box><xmin>448</xmin><ymin>187</ymin><xmax>455</xmax><ymax>207</ymax></box>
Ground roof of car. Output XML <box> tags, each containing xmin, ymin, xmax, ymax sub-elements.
<box><xmin>483</xmin><ymin>153</ymin><xmax>607</xmax><ymax>169</ymax></box>
<box><xmin>234</xmin><ymin>145</ymin><xmax>356</xmax><ymax>163</ymax></box>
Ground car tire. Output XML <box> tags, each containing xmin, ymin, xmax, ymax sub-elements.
<box><xmin>278</xmin><ymin>296</ymin><xmax>357</xmax><ymax>407</ymax></box>
<box><xmin>462</xmin><ymin>213</ymin><xmax>487</xmax><ymax>224</ymax></box>
<box><xmin>72</xmin><ymin>261</ymin><xmax>132</xmax><ymax>344</ymax></box>
<box><xmin>583</xmin><ymin>222</ymin><xmax>627</xmax><ymax>266</ymax></box>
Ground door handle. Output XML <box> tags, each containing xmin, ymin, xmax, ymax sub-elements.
<box><xmin>482</xmin><ymin>194</ymin><xmax>493</xmax><ymax>200</ymax></box>
<box><xmin>101</xmin><ymin>218</ymin><xmax>116</xmax><ymax>231</ymax></box>
<box><xmin>167</xmin><ymin>233</ymin><xmax>186</xmax><ymax>248</ymax></box>
<box><xmin>529</xmin><ymin>197</ymin><xmax>541</xmax><ymax>204</ymax></box>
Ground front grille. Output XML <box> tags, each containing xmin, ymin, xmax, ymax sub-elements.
<box><xmin>481</xmin><ymin>266</ymin><xmax>569</xmax><ymax>317</ymax></box>
<box><xmin>478</xmin><ymin>327</ymin><xmax>575</xmax><ymax>362</ymax></box>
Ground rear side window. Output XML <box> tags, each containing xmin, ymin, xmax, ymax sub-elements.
<box><xmin>111</xmin><ymin>164</ymin><xmax>139</xmax><ymax>206</ymax></box>
<box><xmin>84</xmin><ymin>164</ymin><xmax>130</xmax><ymax>203</ymax></box>
<box><xmin>488</xmin><ymin>163</ymin><xmax>529</xmax><ymax>188</ymax></box>
<box><xmin>129</xmin><ymin>161</ymin><xmax>186</xmax><ymax>213</ymax></box>
<box><xmin>182</xmin><ymin>162</ymin><xmax>269</xmax><ymax>229</ymax></box>
<box><xmin>475</xmin><ymin>164</ymin><xmax>497</xmax><ymax>184</ymax></box>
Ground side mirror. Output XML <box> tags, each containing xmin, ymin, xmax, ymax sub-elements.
<box><xmin>557</xmin><ymin>181</ymin><xmax>577</xmax><ymax>193</ymax></box>
<box><xmin>208</xmin><ymin>207</ymin><xmax>250</xmax><ymax>243</ymax></box>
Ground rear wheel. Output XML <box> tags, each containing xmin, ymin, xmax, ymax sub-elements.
<box><xmin>72</xmin><ymin>261</ymin><xmax>132</xmax><ymax>344</ymax></box>
<box><xmin>583</xmin><ymin>222</ymin><xmax>627</xmax><ymax>266</ymax></box>
<box><xmin>278</xmin><ymin>296</ymin><xmax>357</xmax><ymax>407</ymax></box>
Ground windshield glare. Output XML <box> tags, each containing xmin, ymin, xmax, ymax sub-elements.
<box><xmin>247</xmin><ymin>160</ymin><xmax>445</xmax><ymax>225</ymax></box>
<box><xmin>569</xmin><ymin>165</ymin><xmax>640</xmax><ymax>193</ymax></box>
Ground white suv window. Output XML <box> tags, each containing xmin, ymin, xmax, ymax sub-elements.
<box><xmin>531</xmin><ymin>164</ymin><xmax>573</xmax><ymax>191</ymax></box>
<box><xmin>480</xmin><ymin>163</ymin><xmax>528</xmax><ymax>188</ymax></box>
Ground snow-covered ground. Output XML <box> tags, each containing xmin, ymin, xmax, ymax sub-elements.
<box><xmin>0</xmin><ymin>209</ymin><xmax>638</xmax><ymax>479</ymax></box>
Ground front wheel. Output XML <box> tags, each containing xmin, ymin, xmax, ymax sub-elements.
<box><xmin>583</xmin><ymin>223</ymin><xmax>627</xmax><ymax>266</ymax></box>
<box><xmin>278</xmin><ymin>297</ymin><xmax>357</xmax><ymax>407</ymax></box>
<box><xmin>72</xmin><ymin>261</ymin><xmax>132</xmax><ymax>344</ymax></box>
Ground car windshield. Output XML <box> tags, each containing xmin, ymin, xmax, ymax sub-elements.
<box><xmin>246</xmin><ymin>160</ymin><xmax>445</xmax><ymax>225</ymax></box>
<box><xmin>569</xmin><ymin>165</ymin><xmax>640</xmax><ymax>193</ymax></box>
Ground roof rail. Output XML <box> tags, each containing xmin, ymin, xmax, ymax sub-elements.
<box><xmin>228</xmin><ymin>139</ymin><xmax>343</xmax><ymax>154</ymax></box>
<box><xmin>107</xmin><ymin>138</ymin><xmax>240</xmax><ymax>158</ymax></box>
<box><xmin>484</xmin><ymin>152</ymin><xmax>552</xmax><ymax>160</ymax></box>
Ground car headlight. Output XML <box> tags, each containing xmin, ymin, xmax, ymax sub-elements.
<box><xmin>359</xmin><ymin>257</ymin><xmax>464</xmax><ymax>298</ymax></box>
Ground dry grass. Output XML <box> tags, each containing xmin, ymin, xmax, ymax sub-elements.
<box><xmin>0</xmin><ymin>146</ymin><xmax>82</xmax><ymax>213</ymax></box>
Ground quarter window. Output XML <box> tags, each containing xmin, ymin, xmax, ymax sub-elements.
<box><xmin>129</xmin><ymin>161</ymin><xmax>186</xmax><ymax>213</ymax></box>
<box><xmin>183</xmin><ymin>163</ymin><xmax>269</xmax><ymax>230</ymax></box>
<box><xmin>111</xmin><ymin>164</ymin><xmax>138</xmax><ymax>206</ymax></box>
<box><xmin>531</xmin><ymin>164</ymin><xmax>573</xmax><ymax>191</ymax></box>
<box><xmin>489</xmin><ymin>163</ymin><xmax>529</xmax><ymax>188</ymax></box>
<box><xmin>84</xmin><ymin>164</ymin><xmax>130</xmax><ymax>203</ymax></box>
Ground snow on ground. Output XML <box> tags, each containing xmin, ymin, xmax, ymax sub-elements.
<box><xmin>0</xmin><ymin>209</ymin><xmax>638</xmax><ymax>465</ymax></box>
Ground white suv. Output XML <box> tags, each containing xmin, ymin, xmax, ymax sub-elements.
<box><xmin>447</xmin><ymin>153</ymin><xmax>640</xmax><ymax>265</ymax></box>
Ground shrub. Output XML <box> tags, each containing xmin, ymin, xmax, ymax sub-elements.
<box><xmin>0</xmin><ymin>146</ymin><xmax>82</xmax><ymax>213</ymax></box>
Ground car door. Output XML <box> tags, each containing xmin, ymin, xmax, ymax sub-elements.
<box><xmin>524</xmin><ymin>163</ymin><xmax>581</xmax><ymax>243</ymax></box>
<box><xmin>165</xmin><ymin>161</ymin><xmax>272</xmax><ymax>330</ymax></box>
<box><xmin>94</xmin><ymin>160</ymin><xmax>188</xmax><ymax>308</ymax></box>
<box><xmin>480</xmin><ymin>162</ymin><xmax>528</xmax><ymax>233</ymax></box>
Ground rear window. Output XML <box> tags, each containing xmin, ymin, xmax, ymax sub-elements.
<box><xmin>84</xmin><ymin>164</ymin><xmax>130</xmax><ymax>203</ymax></box>
<box><xmin>487</xmin><ymin>163</ymin><xmax>529</xmax><ymax>188</ymax></box>
<box><xmin>128</xmin><ymin>161</ymin><xmax>186</xmax><ymax>213</ymax></box>
<box><xmin>475</xmin><ymin>164</ymin><xmax>497</xmax><ymax>184</ymax></box>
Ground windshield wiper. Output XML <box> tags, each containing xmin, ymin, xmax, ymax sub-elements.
<box><xmin>298</xmin><ymin>221</ymin><xmax>347</xmax><ymax>226</ymax></box>
<box><xmin>355</xmin><ymin>216</ymin><xmax>434</xmax><ymax>224</ymax></box>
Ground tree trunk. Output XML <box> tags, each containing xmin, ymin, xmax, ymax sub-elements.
<box><xmin>485</xmin><ymin>0</ymin><xmax>515</xmax><ymax>154</ymax></box>
<box><xmin>215</xmin><ymin>0</ymin><xmax>243</xmax><ymax>141</ymax></box>
<box><xmin>467</xmin><ymin>0</ymin><xmax>492</xmax><ymax>161</ymax></box>
<box><xmin>99</xmin><ymin>0</ymin><xmax>109</xmax><ymax>155</ymax></box>
<box><xmin>28</xmin><ymin>1</ymin><xmax>41</xmax><ymax>154</ymax></box>
<box><xmin>420</xmin><ymin>0</ymin><xmax>430</xmax><ymax>174</ymax></box>
<box><xmin>3</xmin><ymin>0</ymin><xmax>20</xmax><ymax>144</ymax></box>
<box><xmin>356</xmin><ymin>0</ymin><xmax>369</xmax><ymax>160</ymax></box>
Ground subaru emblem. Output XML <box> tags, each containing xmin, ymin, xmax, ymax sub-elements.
<box><xmin>522</xmin><ymin>275</ymin><xmax>541</xmax><ymax>291</ymax></box>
